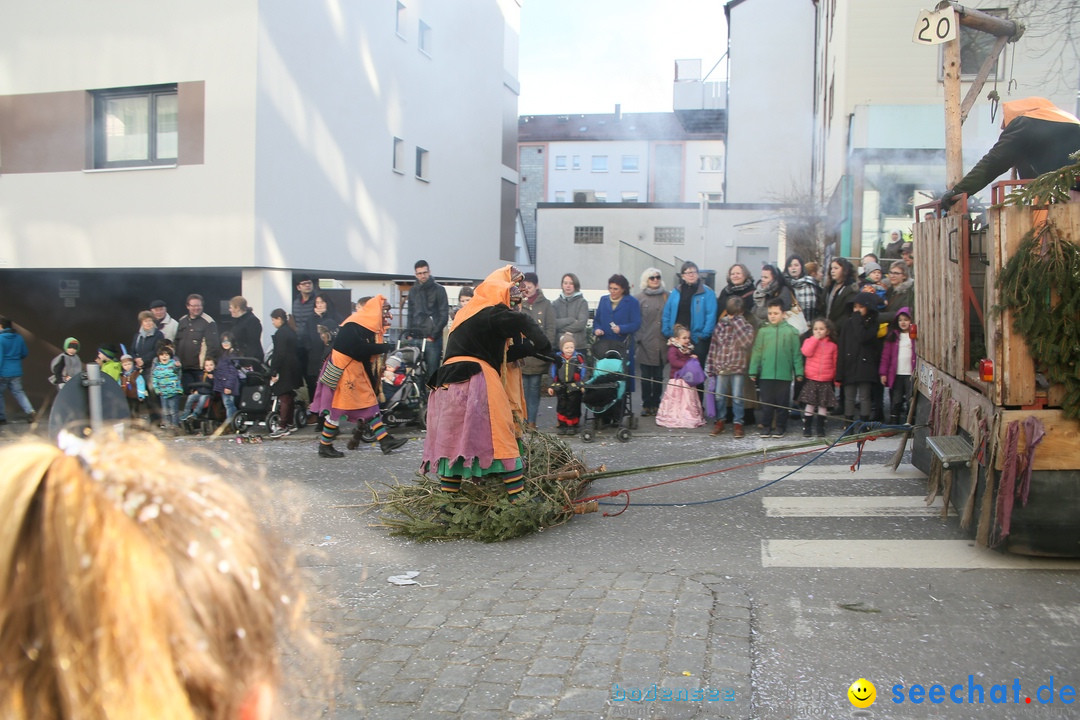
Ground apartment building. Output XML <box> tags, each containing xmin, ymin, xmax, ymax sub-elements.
<box><xmin>0</xmin><ymin>0</ymin><xmax>520</xmax><ymax>404</ymax></box>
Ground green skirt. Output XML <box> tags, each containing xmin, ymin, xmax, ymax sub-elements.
<box><xmin>435</xmin><ymin>455</ymin><xmax>524</xmax><ymax>479</ymax></box>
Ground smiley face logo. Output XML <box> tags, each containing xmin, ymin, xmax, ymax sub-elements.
<box><xmin>847</xmin><ymin>678</ymin><xmax>876</xmax><ymax>708</ymax></box>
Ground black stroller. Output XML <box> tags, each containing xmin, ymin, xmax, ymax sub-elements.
<box><xmin>580</xmin><ymin>339</ymin><xmax>636</xmax><ymax>443</ymax></box>
<box><xmin>355</xmin><ymin>339</ymin><xmax>428</xmax><ymax>443</ymax></box>
<box><xmin>229</xmin><ymin>357</ymin><xmax>308</xmax><ymax>435</ymax></box>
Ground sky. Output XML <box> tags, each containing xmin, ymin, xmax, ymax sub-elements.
<box><xmin>517</xmin><ymin>0</ymin><xmax>729</xmax><ymax>116</ymax></box>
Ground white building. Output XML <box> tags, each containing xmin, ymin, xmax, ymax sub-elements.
<box><xmin>0</xmin><ymin>0</ymin><xmax>520</xmax><ymax>390</ymax></box>
<box><xmin>811</xmin><ymin>0</ymin><xmax>1080</xmax><ymax>256</ymax></box>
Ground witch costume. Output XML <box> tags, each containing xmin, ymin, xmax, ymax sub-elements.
<box><xmin>310</xmin><ymin>295</ymin><xmax>406</xmax><ymax>457</ymax></box>
<box><xmin>421</xmin><ymin>266</ymin><xmax>552</xmax><ymax>499</ymax></box>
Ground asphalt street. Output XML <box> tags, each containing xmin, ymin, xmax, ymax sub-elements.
<box><xmin>7</xmin><ymin>400</ymin><xmax>1080</xmax><ymax>719</ymax></box>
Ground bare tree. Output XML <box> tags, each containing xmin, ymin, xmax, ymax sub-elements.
<box><xmin>768</xmin><ymin>183</ymin><xmax>826</xmax><ymax>264</ymax></box>
<box><xmin>1009</xmin><ymin>0</ymin><xmax>1080</xmax><ymax>99</ymax></box>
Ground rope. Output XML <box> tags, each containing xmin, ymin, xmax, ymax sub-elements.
<box><xmin>575</xmin><ymin>421</ymin><xmax>914</xmax><ymax>514</ymax></box>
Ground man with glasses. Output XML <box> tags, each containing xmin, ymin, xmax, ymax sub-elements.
<box><xmin>175</xmin><ymin>293</ymin><xmax>219</xmax><ymax>391</ymax></box>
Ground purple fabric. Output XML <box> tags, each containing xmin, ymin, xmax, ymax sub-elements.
<box><xmin>1018</xmin><ymin>416</ymin><xmax>1046</xmax><ymax>506</ymax></box>
<box><xmin>310</xmin><ymin>359</ymin><xmax>379</xmax><ymax>422</ymax></box>
<box><xmin>704</xmin><ymin>375</ymin><xmax>717</xmax><ymax>418</ymax></box>
<box><xmin>421</xmin><ymin>373</ymin><xmax>502</xmax><ymax>472</ymax></box>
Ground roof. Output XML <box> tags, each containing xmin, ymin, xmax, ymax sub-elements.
<box><xmin>518</xmin><ymin>111</ymin><xmax>725</xmax><ymax>143</ymax></box>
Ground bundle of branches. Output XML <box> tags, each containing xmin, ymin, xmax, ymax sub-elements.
<box><xmin>995</xmin><ymin>220</ymin><xmax>1080</xmax><ymax>417</ymax></box>
<box><xmin>364</xmin><ymin>431</ymin><xmax>596</xmax><ymax>542</ymax></box>
<box><xmin>998</xmin><ymin>151</ymin><xmax>1080</xmax><ymax>207</ymax></box>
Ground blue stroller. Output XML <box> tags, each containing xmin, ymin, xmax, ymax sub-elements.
<box><xmin>580</xmin><ymin>339</ymin><xmax>636</xmax><ymax>443</ymax></box>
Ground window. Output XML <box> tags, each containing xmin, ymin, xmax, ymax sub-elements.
<box><xmin>574</xmin><ymin>226</ymin><xmax>604</xmax><ymax>244</ymax></box>
<box><xmin>621</xmin><ymin>191</ymin><xmax>639</xmax><ymax>203</ymax></box>
<box><xmin>594</xmin><ymin>191</ymin><xmax>607</xmax><ymax>203</ymax></box>
<box><xmin>572</xmin><ymin>155</ymin><xmax>581</xmax><ymax>170</ymax></box>
<box><xmin>959</xmin><ymin>8</ymin><xmax>1007</xmax><ymax>78</ymax></box>
<box><xmin>392</xmin><ymin>137</ymin><xmax>405</xmax><ymax>172</ymax></box>
<box><xmin>415</xmin><ymin>146</ymin><xmax>429</xmax><ymax>180</ymax></box>
<box><xmin>654</xmin><ymin>226</ymin><xmax>686</xmax><ymax>245</ymax></box>
<box><xmin>92</xmin><ymin>85</ymin><xmax>178</xmax><ymax>169</ymax></box>
<box><xmin>418</xmin><ymin>20</ymin><xmax>431</xmax><ymax>54</ymax></box>
<box><xmin>704</xmin><ymin>192</ymin><xmax>723</xmax><ymax>203</ymax></box>
<box><xmin>591</xmin><ymin>155</ymin><xmax>608</xmax><ymax>172</ymax></box>
<box><xmin>555</xmin><ymin>155</ymin><xmax>567</xmax><ymax>170</ymax></box>
<box><xmin>621</xmin><ymin>155</ymin><xmax>640</xmax><ymax>172</ymax></box>
<box><xmin>395</xmin><ymin>2</ymin><xmax>406</xmax><ymax>37</ymax></box>
<box><xmin>699</xmin><ymin>155</ymin><xmax>723</xmax><ymax>173</ymax></box>
<box><xmin>554</xmin><ymin>190</ymin><xmax>567</xmax><ymax>202</ymax></box>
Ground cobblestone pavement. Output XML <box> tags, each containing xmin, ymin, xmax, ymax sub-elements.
<box><xmin>313</xmin><ymin>563</ymin><xmax>751</xmax><ymax>719</ymax></box>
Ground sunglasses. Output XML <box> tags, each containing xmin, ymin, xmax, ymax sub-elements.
<box><xmin>648</xmin><ymin>275</ymin><xmax>661</xmax><ymax>280</ymax></box>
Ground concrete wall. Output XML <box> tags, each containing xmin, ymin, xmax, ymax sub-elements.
<box><xmin>726</xmin><ymin>0</ymin><xmax>816</xmax><ymax>204</ymax></box>
<box><xmin>0</xmin><ymin>0</ymin><xmax>519</xmax><ymax>277</ymax></box>
<box><xmin>535</xmin><ymin>203</ymin><xmax>786</xmax><ymax>292</ymax></box>
<box><xmin>0</xmin><ymin>1</ymin><xmax>260</xmax><ymax>270</ymax></box>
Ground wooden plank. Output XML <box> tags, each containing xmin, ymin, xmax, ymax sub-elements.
<box><xmin>997</xmin><ymin>206</ymin><xmax>1036</xmax><ymax>405</ymax></box>
<box><xmin>916</xmin><ymin>359</ymin><xmax>994</xmax><ymax>437</ymax></box>
<box><xmin>995</xmin><ymin>410</ymin><xmax>1080</xmax><ymax>471</ymax></box>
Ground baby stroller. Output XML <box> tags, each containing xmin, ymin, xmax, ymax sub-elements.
<box><xmin>580</xmin><ymin>339</ymin><xmax>636</xmax><ymax>443</ymax></box>
<box><xmin>229</xmin><ymin>357</ymin><xmax>308</xmax><ymax>435</ymax></box>
<box><xmin>355</xmin><ymin>341</ymin><xmax>428</xmax><ymax>443</ymax></box>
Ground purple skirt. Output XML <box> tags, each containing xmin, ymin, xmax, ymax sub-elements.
<box><xmin>421</xmin><ymin>373</ymin><xmax>510</xmax><ymax>474</ymax></box>
<box><xmin>310</xmin><ymin>378</ymin><xmax>379</xmax><ymax>423</ymax></box>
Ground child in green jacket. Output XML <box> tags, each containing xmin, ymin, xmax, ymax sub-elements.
<box><xmin>748</xmin><ymin>299</ymin><xmax>804</xmax><ymax>438</ymax></box>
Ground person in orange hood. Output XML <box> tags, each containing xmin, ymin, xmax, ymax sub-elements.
<box><xmin>309</xmin><ymin>295</ymin><xmax>406</xmax><ymax>457</ymax></box>
<box><xmin>941</xmin><ymin>97</ymin><xmax>1080</xmax><ymax>208</ymax></box>
<box><xmin>421</xmin><ymin>266</ymin><xmax>553</xmax><ymax>500</ymax></box>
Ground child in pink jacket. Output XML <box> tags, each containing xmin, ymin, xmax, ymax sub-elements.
<box><xmin>798</xmin><ymin>318</ymin><xmax>838</xmax><ymax>437</ymax></box>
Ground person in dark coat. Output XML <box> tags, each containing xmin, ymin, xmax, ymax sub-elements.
<box><xmin>716</xmin><ymin>263</ymin><xmax>756</xmax><ymax>324</ymax></box>
<box><xmin>824</xmin><ymin>257</ymin><xmax>858</xmax><ymax>325</ymax></box>
<box><xmin>835</xmin><ymin>292</ymin><xmax>882</xmax><ymax>421</ymax></box>
<box><xmin>878</xmin><ymin>261</ymin><xmax>915</xmax><ymax>325</ymax></box>
<box><xmin>228</xmin><ymin>296</ymin><xmax>264</xmax><ymax>361</ymax></box>
<box><xmin>268</xmin><ymin>308</ymin><xmax>301</xmax><ymax>436</ymax></box>
<box><xmin>303</xmin><ymin>293</ymin><xmax>342</xmax><ymax>399</ymax></box>
<box><xmin>175</xmin><ymin>294</ymin><xmax>219</xmax><ymax>391</ymax></box>
<box><xmin>941</xmin><ymin>97</ymin><xmax>1080</xmax><ymax>208</ymax></box>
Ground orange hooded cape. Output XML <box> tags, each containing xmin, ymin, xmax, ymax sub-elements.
<box><xmin>328</xmin><ymin>294</ymin><xmax>386</xmax><ymax>411</ymax></box>
<box><xmin>1002</xmin><ymin>97</ymin><xmax>1080</xmax><ymax>128</ymax></box>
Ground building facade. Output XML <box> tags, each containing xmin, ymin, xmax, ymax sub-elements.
<box><xmin>811</xmin><ymin>0</ymin><xmax>1080</xmax><ymax>256</ymax></box>
<box><xmin>0</xmin><ymin>0</ymin><xmax>520</xmax><ymax>406</ymax></box>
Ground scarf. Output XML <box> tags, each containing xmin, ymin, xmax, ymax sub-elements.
<box><xmin>752</xmin><ymin>277</ymin><xmax>779</xmax><ymax>307</ymax></box>
<box><xmin>641</xmin><ymin>286</ymin><xmax>667</xmax><ymax>296</ymax></box>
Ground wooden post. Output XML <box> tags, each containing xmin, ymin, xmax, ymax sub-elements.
<box><xmin>943</xmin><ymin>37</ymin><xmax>963</xmax><ymax>188</ymax></box>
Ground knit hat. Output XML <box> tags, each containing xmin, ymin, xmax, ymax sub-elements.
<box><xmin>862</xmin><ymin>261</ymin><xmax>882</xmax><ymax>275</ymax></box>
<box><xmin>901</xmin><ymin>242</ymin><xmax>914</xmax><ymax>254</ymax></box>
<box><xmin>98</xmin><ymin>344</ymin><xmax>121</xmax><ymax>361</ymax></box>
<box><xmin>63</xmin><ymin>337</ymin><xmax>79</xmax><ymax>351</ymax></box>
<box><xmin>120</xmin><ymin>354</ymin><xmax>133</xmax><ymax>362</ymax></box>
<box><xmin>853</xmin><ymin>292</ymin><xmax>878</xmax><ymax>308</ymax></box>
<box><xmin>559</xmin><ymin>333</ymin><xmax>576</xmax><ymax>347</ymax></box>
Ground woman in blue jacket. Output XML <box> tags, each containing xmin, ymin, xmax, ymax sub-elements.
<box><xmin>592</xmin><ymin>274</ymin><xmax>642</xmax><ymax>391</ymax></box>
<box><xmin>662</xmin><ymin>261</ymin><xmax>717</xmax><ymax>360</ymax></box>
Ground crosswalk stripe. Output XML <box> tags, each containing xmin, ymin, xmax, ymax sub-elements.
<box><xmin>756</xmin><ymin>465</ymin><xmax>928</xmax><ymax>482</ymax></box>
<box><xmin>763</xmin><ymin>495</ymin><xmax>952</xmax><ymax>517</ymax></box>
<box><xmin>761</xmin><ymin>539</ymin><xmax>1080</xmax><ymax>569</ymax></box>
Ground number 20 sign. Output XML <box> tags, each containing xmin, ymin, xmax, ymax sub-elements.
<box><xmin>912</xmin><ymin>7</ymin><xmax>958</xmax><ymax>45</ymax></box>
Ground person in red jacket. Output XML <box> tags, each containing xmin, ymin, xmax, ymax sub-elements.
<box><xmin>798</xmin><ymin>318</ymin><xmax>838</xmax><ymax>438</ymax></box>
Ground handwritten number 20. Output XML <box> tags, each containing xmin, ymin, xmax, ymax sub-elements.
<box><xmin>918</xmin><ymin>15</ymin><xmax>951</xmax><ymax>42</ymax></box>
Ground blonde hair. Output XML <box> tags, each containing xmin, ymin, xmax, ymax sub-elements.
<box><xmin>0</xmin><ymin>433</ymin><xmax>311</xmax><ymax>720</ymax></box>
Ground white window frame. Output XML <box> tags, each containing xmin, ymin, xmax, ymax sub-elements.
<box><xmin>555</xmin><ymin>155</ymin><xmax>567</xmax><ymax>170</ymax></box>
<box><xmin>418</xmin><ymin>19</ymin><xmax>432</xmax><ymax>55</ymax></box>
<box><xmin>392</xmin><ymin>137</ymin><xmax>405</xmax><ymax>173</ymax></box>
<box><xmin>395</xmin><ymin>2</ymin><xmax>407</xmax><ymax>38</ymax></box>
<box><xmin>621</xmin><ymin>155</ymin><xmax>640</xmax><ymax>172</ymax></box>
<box><xmin>415</xmin><ymin>146</ymin><xmax>429</xmax><ymax>181</ymax></box>
<box><xmin>92</xmin><ymin>84</ymin><xmax>179</xmax><ymax>169</ymax></box>
<box><xmin>591</xmin><ymin>155</ymin><xmax>608</xmax><ymax>173</ymax></box>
